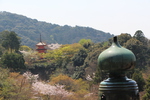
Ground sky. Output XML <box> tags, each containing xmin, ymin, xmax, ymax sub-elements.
<box><xmin>0</xmin><ymin>0</ymin><xmax>150</xmax><ymax>39</ymax></box>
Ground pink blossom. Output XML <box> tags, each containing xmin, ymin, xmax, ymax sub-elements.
<box><xmin>32</xmin><ymin>81</ymin><xmax>72</xmax><ymax>97</ymax></box>
<box><xmin>23</xmin><ymin>72</ymin><xmax>72</xmax><ymax>98</ymax></box>
<box><xmin>23</xmin><ymin>71</ymin><xmax>39</xmax><ymax>83</ymax></box>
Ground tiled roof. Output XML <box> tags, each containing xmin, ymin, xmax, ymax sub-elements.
<box><xmin>36</xmin><ymin>42</ymin><xmax>46</xmax><ymax>46</ymax></box>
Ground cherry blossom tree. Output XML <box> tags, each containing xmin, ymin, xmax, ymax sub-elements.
<box><xmin>23</xmin><ymin>71</ymin><xmax>72</xmax><ymax>99</ymax></box>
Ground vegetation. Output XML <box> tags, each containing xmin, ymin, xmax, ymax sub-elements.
<box><xmin>1</xmin><ymin>31</ymin><xmax>20</xmax><ymax>53</ymax></box>
<box><xmin>22</xmin><ymin>30</ymin><xmax>150</xmax><ymax>99</ymax></box>
<box><xmin>0</xmin><ymin>11</ymin><xmax>114</xmax><ymax>47</ymax></box>
<box><xmin>0</xmin><ymin>20</ymin><xmax>149</xmax><ymax>99</ymax></box>
<box><xmin>142</xmin><ymin>76</ymin><xmax>150</xmax><ymax>100</ymax></box>
<box><xmin>1</xmin><ymin>52</ymin><xmax>25</xmax><ymax>72</ymax></box>
<box><xmin>132</xmin><ymin>69</ymin><xmax>145</xmax><ymax>91</ymax></box>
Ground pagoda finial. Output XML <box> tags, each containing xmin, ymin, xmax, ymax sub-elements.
<box><xmin>40</xmin><ymin>33</ymin><xmax>42</xmax><ymax>42</ymax></box>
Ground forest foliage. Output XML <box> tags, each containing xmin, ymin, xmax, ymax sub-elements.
<box><xmin>0</xmin><ymin>11</ymin><xmax>114</xmax><ymax>47</ymax></box>
<box><xmin>0</xmin><ymin>29</ymin><xmax>150</xmax><ymax>99</ymax></box>
<box><xmin>22</xmin><ymin>30</ymin><xmax>150</xmax><ymax>99</ymax></box>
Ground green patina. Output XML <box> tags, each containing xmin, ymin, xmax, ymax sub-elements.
<box><xmin>98</xmin><ymin>36</ymin><xmax>139</xmax><ymax>100</ymax></box>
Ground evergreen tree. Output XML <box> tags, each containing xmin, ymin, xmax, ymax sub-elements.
<box><xmin>132</xmin><ymin>69</ymin><xmax>145</xmax><ymax>91</ymax></box>
<box><xmin>142</xmin><ymin>76</ymin><xmax>150</xmax><ymax>100</ymax></box>
<box><xmin>133</xmin><ymin>30</ymin><xmax>148</xmax><ymax>45</ymax></box>
<box><xmin>124</xmin><ymin>38</ymin><xmax>147</xmax><ymax>69</ymax></box>
<box><xmin>72</xmin><ymin>49</ymin><xmax>87</xmax><ymax>66</ymax></box>
<box><xmin>93</xmin><ymin>66</ymin><xmax>103</xmax><ymax>84</ymax></box>
<box><xmin>108</xmin><ymin>33</ymin><xmax>132</xmax><ymax>46</ymax></box>
<box><xmin>1</xmin><ymin>31</ymin><xmax>20</xmax><ymax>53</ymax></box>
<box><xmin>1</xmin><ymin>53</ymin><xmax>26</xmax><ymax>72</ymax></box>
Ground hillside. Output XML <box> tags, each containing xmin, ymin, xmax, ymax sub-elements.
<box><xmin>0</xmin><ymin>11</ymin><xmax>114</xmax><ymax>47</ymax></box>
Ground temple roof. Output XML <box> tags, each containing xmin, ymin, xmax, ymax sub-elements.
<box><xmin>36</xmin><ymin>42</ymin><xmax>46</xmax><ymax>46</ymax></box>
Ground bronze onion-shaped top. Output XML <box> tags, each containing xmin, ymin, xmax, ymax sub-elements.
<box><xmin>98</xmin><ymin>36</ymin><xmax>136</xmax><ymax>73</ymax></box>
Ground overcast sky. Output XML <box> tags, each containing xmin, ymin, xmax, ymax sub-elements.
<box><xmin>0</xmin><ymin>0</ymin><xmax>150</xmax><ymax>39</ymax></box>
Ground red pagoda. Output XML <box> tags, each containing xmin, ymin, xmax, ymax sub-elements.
<box><xmin>36</xmin><ymin>34</ymin><xmax>47</xmax><ymax>53</ymax></box>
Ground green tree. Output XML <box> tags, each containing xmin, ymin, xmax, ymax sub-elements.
<box><xmin>108</xmin><ymin>33</ymin><xmax>131</xmax><ymax>46</ymax></box>
<box><xmin>93</xmin><ymin>66</ymin><xmax>103</xmax><ymax>84</ymax></box>
<box><xmin>72</xmin><ymin>49</ymin><xmax>87</xmax><ymax>66</ymax></box>
<box><xmin>72</xmin><ymin>66</ymin><xmax>85</xmax><ymax>79</ymax></box>
<box><xmin>1</xmin><ymin>53</ymin><xmax>26</xmax><ymax>71</ymax></box>
<box><xmin>44</xmin><ymin>43</ymin><xmax>83</xmax><ymax>66</ymax></box>
<box><xmin>124</xmin><ymin>38</ymin><xmax>147</xmax><ymax>69</ymax></box>
<box><xmin>142</xmin><ymin>76</ymin><xmax>150</xmax><ymax>100</ymax></box>
<box><xmin>0</xmin><ymin>45</ymin><xmax>5</xmax><ymax>57</ymax></box>
<box><xmin>78</xmin><ymin>39</ymin><xmax>92</xmax><ymax>49</ymax></box>
<box><xmin>19</xmin><ymin>45</ymin><xmax>31</xmax><ymax>51</ymax></box>
<box><xmin>133</xmin><ymin>30</ymin><xmax>148</xmax><ymax>45</ymax></box>
<box><xmin>132</xmin><ymin>69</ymin><xmax>145</xmax><ymax>91</ymax></box>
<box><xmin>0</xmin><ymin>69</ymin><xmax>32</xmax><ymax>99</ymax></box>
<box><xmin>0</xmin><ymin>31</ymin><xmax>9</xmax><ymax>44</ymax></box>
<box><xmin>118</xmin><ymin>33</ymin><xmax>132</xmax><ymax>46</ymax></box>
<box><xmin>86</xmin><ymin>43</ymin><xmax>109</xmax><ymax>83</ymax></box>
<box><xmin>1</xmin><ymin>31</ymin><xmax>20</xmax><ymax>53</ymax></box>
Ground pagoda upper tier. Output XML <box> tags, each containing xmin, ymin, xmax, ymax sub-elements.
<box><xmin>36</xmin><ymin>41</ymin><xmax>47</xmax><ymax>53</ymax></box>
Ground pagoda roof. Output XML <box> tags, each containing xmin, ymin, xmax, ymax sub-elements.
<box><xmin>36</xmin><ymin>42</ymin><xmax>46</xmax><ymax>46</ymax></box>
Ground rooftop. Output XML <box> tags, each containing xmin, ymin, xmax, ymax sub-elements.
<box><xmin>36</xmin><ymin>42</ymin><xmax>46</xmax><ymax>46</ymax></box>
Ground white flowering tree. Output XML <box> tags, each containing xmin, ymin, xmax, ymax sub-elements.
<box><xmin>23</xmin><ymin>71</ymin><xmax>72</xmax><ymax>100</ymax></box>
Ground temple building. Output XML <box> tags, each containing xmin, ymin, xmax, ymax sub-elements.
<box><xmin>36</xmin><ymin>34</ymin><xmax>47</xmax><ymax>53</ymax></box>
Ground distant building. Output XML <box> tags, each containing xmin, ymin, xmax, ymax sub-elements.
<box><xmin>36</xmin><ymin>34</ymin><xmax>47</xmax><ymax>53</ymax></box>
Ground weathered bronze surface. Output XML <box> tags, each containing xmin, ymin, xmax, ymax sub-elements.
<box><xmin>98</xmin><ymin>36</ymin><xmax>136</xmax><ymax>72</ymax></box>
<box><xmin>98</xmin><ymin>36</ymin><xmax>139</xmax><ymax>100</ymax></box>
